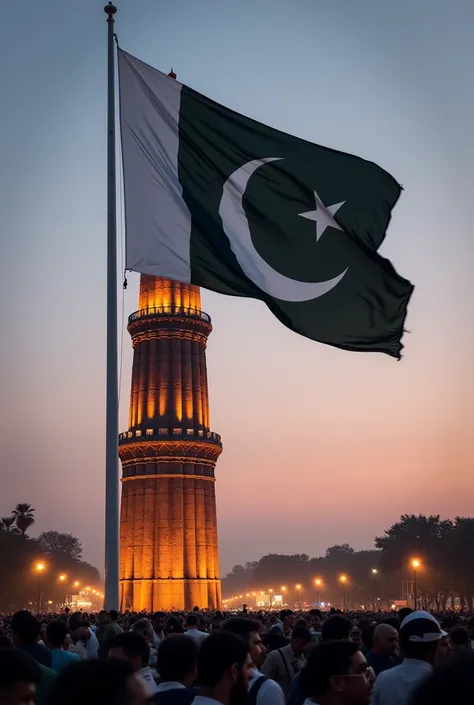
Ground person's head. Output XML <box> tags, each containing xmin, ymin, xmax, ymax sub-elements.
<box><xmin>291</xmin><ymin>625</ymin><xmax>312</xmax><ymax>655</ymax></box>
<box><xmin>98</xmin><ymin>610</ymin><xmax>107</xmax><ymax>625</ymax></box>
<box><xmin>109</xmin><ymin>610</ymin><xmax>119</xmax><ymax>623</ymax></box>
<box><xmin>45</xmin><ymin>620</ymin><xmax>68</xmax><ymax>650</ymax></box>
<box><xmin>309</xmin><ymin>609</ymin><xmax>323</xmax><ymax>631</ymax></box>
<box><xmin>322</xmin><ymin>615</ymin><xmax>353</xmax><ymax>642</ymax></box>
<box><xmin>436</xmin><ymin>635</ymin><xmax>452</xmax><ymax>662</ymax></box>
<box><xmin>372</xmin><ymin>623</ymin><xmax>398</xmax><ymax>656</ymax></box>
<box><xmin>108</xmin><ymin>632</ymin><xmax>150</xmax><ymax>671</ymax></box>
<box><xmin>157</xmin><ymin>635</ymin><xmax>198</xmax><ymax>686</ymax></box>
<box><xmin>185</xmin><ymin>613</ymin><xmax>199</xmax><ymax>629</ymax></box>
<box><xmin>0</xmin><ymin>648</ymin><xmax>42</xmax><ymax>705</ymax></box>
<box><xmin>222</xmin><ymin>617</ymin><xmax>264</xmax><ymax>669</ymax></box>
<box><xmin>399</xmin><ymin>611</ymin><xmax>446</xmax><ymax>665</ymax></box>
<box><xmin>300</xmin><ymin>641</ymin><xmax>375</xmax><ymax>705</ymax></box>
<box><xmin>10</xmin><ymin>612</ymin><xmax>40</xmax><ymax>647</ymax></box>
<box><xmin>411</xmin><ymin>651</ymin><xmax>474</xmax><ymax>705</ymax></box>
<box><xmin>72</xmin><ymin>621</ymin><xmax>91</xmax><ymax>643</ymax></box>
<box><xmin>398</xmin><ymin>607</ymin><xmax>413</xmax><ymax>624</ymax></box>
<box><xmin>164</xmin><ymin>616</ymin><xmax>185</xmax><ymax>635</ymax></box>
<box><xmin>280</xmin><ymin>610</ymin><xmax>294</xmax><ymax>630</ymax></box>
<box><xmin>152</xmin><ymin>612</ymin><xmax>166</xmax><ymax>632</ymax></box>
<box><xmin>449</xmin><ymin>626</ymin><xmax>470</xmax><ymax>651</ymax></box>
<box><xmin>46</xmin><ymin>659</ymin><xmax>149</xmax><ymax>705</ymax></box>
<box><xmin>130</xmin><ymin>618</ymin><xmax>154</xmax><ymax>644</ymax></box>
<box><xmin>197</xmin><ymin>631</ymin><xmax>252</xmax><ymax>705</ymax></box>
<box><xmin>350</xmin><ymin>628</ymin><xmax>363</xmax><ymax>649</ymax></box>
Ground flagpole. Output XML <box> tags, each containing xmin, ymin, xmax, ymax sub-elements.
<box><xmin>104</xmin><ymin>0</ymin><xmax>119</xmax><ymax>610</ymax></box>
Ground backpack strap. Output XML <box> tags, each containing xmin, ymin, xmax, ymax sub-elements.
<box><xmin>248</xmin><ymin>675</ymin><xmax>268</xmax><ymax>705</ymax></box>
<box><xmin>277</xmin><ymin>648</ymin><xmax>293</xmax><ymax>682</ymax></box>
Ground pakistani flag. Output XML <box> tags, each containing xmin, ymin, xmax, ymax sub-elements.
<box><xmin>118</xmin><ymin>50</ymin><xmax>413</xmax><ymax>359</ymax></box>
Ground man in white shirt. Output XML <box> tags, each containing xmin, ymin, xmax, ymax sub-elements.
<box><xmin>108</xmin><ymin>630</ymin><xmax>159</xmax><ymax>696</ymax></box>
<box><xmin>222</xmin><ymin>617</ymin><xmax>286</xmax><ymax>705</ymax></box>
<box><xmin>371</xmin><ymin>611</ymin><xmax>446</xmax><ymax>705</ymax></box>
<box><xmin>193</xmin><ymin>631</ymin><xmax>252</xmax><ymax>705</ymax></box>
<box><xmin>184</xmin><ymin>614</ymin><xmax>209</xmax><ymax>644</ymax></box>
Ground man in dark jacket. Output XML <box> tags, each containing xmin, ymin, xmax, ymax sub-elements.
<box><xmin>153</xmin><ymin>634</ymin><xmax>199</xmax><ymax>705</ymax></box>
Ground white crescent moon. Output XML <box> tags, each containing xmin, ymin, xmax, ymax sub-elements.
<box><xmin>218</xmin><ymin>157</ymin><xmax>348</xmax><ymax>302</ymax></box>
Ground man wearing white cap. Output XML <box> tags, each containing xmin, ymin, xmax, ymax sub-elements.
<box><xmin>371</xmin><ymin>611</ymin><xmax>447</xmax><ymax>705</ymax></box>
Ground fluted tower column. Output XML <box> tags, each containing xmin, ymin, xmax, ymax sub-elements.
<box><xmin>119</xmin><ymin>276</ymin><xmax>222</xmax><ymax>611</ymax></box>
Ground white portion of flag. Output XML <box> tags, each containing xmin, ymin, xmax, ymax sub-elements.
<box><xmin>118</xmin><ymin>50</ymin><xmax>192</xmax><ymax>282</ymax></box>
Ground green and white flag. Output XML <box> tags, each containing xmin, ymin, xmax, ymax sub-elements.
<box><xmin>118</xmin><ymin>49</ymin><xmax>413</xmax><ymax>358</ymax></box>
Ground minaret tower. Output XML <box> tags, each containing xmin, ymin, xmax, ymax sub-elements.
<box><xmin>118</xmin><ymin>276</ymin><xmax>222</xmax><ymax>611</ymax></box>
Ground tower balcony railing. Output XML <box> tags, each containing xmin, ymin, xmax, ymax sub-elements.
<box><xmin>128</xmin><ymin>305</ymin><xmax>210</xmax><ymax>325</ymax></box>
<box><xmin>119</xmin><ymin>427</ymin><xmax>221</xmax><ymax>444</ymax></box>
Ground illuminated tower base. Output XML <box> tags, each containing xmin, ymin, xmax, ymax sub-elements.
<box><xmin>119</xmin><ymin>276</ymin><xmax>222</xmax><ymax>611</ymax></box>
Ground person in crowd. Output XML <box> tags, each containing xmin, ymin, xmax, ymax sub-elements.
<box><xmin>299</xmin><ymin>640</ymin><xmax>375</xmax><ymax>705</ymax></box>
<box><xmin>45</xmin><ymin>658</ymin><xmax>150</xmax><ymax>705</ymax></box>
<box><xmin>278</xmin><ymin>610</ymin><xmax>295</xmax><ymax>637</ymax></box>
<box><xmin>71</xmin><ymin>620</ymin><xmax>100</xmax><ymax>659</ymax></box>
<box><xmin>436</xmin><ymin>634</ymin><xmax>452</xmax><ymax>662</ymax></box>
<box><xmin>410</xmin><ymin>650</ymin><xmax>474</xmax><ymax>705</ymax></box>
<box><xmin>350</xmin><ymin>628</ymin><xmax>363</xmax><ymax>649</ymax></box>
<box><xmin>11</xmin><ymin>611</ymin><xmax>53</xmax><ymax>668</ymax></box>
<box><xmin>192</xmin><ymin>631</ymin><xmax>252</xmax><ymax>705</ymax></box>
<box><xmin>45</xmin><ymin>620</ymin><xmax>81</xmax><ymax>672</ymax></box>
<box><xmin>0</xmin><ymin>647</ymin><xmax>42</xmax><ymax>705</ymax></box>
<box><xmin>290</xmin><ymin>615</ymin><xmax>352</xmax><ymax>705</ymax></box>
<box><xmin>154</xmin><ymin>634</ymin><xmax>199</xmax><ymax>705</ymax></box>
<box><xmin>261</xmin><ymin>625</ymin><xmax>311</xmax><ymax>703</ymax></box>
<box><xmin>108</xmin><ymin>630</ymin><xmax>158</xmax><ymax>696</ymax></box>
<box><xmin>97</xmin><ymin>609</ymin><xmax>123</xmax><ymax>657</ymax></box>
<box><xmin>448</xmin><ymin>626</ymin><xmax>471</xmax><ymax>653</ymax></box>
<box><xmin>308</xmin><ymin>610</ymin><xmax>323</xmax><ymax>641</ymax></box>
<box><xmin>321</xmin><ymin>615</ymin><xmax>353</xmax><ymax>643</ymax></box>
<box><xmin>222</xmin><ymin>617</ymin><xmax>285</xmax><ymax>705</ymax></box>
<box><xmin>365</xmin><ymin>623</ymin><xmax>400</xmax><ymax>675</ymax></box>
<box><xmin>152</xmin><ymin>612</ymin><xmax>166</xmax><ymax>646</ymax></box>
<box><xmin>184</xmin><ymin>613</ymin><xmax>209</xmax><ymax>644</ymax></box>
<box><xmin>164</xmin><ymin>617</ymin><xmax>185</xmax><ymax>637</ymax></box>
<box><xmin>131</xmin><ymin>617</ymin><xmax>158</xmax><ymax>673</ymax></box>
<box><xmin>371</xmin><ymin>611</ymin><xmax>446</xmax><ymax>705</ymax></box>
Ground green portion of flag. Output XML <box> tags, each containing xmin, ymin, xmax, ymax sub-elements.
<box><xmin>177</xmin><ymin>85</ymin><xmax>413</xmax><ymax>358</ymax></box>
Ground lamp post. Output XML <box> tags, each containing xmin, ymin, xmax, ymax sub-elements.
<box><xmin>281</xmin><ymin>586</ymin><xmax>287</xmax><ymax>605</ymax></box>
<box><xmin>371</xmin><ymin>569</ymin><xmax>378</xmax><ymax>611</ymax></box>
<box><xmin>315</xmin><ymin>578</ymin><xmax>322</xmax><ymax>608</ymax></box>
<box><xmin>35</xmin><ymin>562</ymin><xmax>46</xmax><ymax>613</ymax></box>
<box><xmin>269</xmin><ymin>589</ymin><xmax>274</xmax><ymax>608</ymax></box>
<box><xmin>340</xmin><ymin>575</ymin><xmax>347</xmax><ymax>610</ymax></box>
<box><xmin>59</xmin><ymin>573</ymin><xmax>67</xmax><ymax>608</ymax></box>
<box><xmin>411</xmin><ymin>559</ymin><xmax>420</xmax><ymax>610</ymax></box>
<box><xmin>295</xmin><ymin>584</ymin><xmax>302</xmax><ymax>609</ymax></box>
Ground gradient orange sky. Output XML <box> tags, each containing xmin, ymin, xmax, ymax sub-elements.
<box><xmin>1</xmin><ymin>0</ymin><xmax>473</xmax><ymax>576</ymax></box>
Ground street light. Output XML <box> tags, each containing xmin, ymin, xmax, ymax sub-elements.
<box><xmin>371</xmin><ymin>569</ymin><xmax>378</xmax><ymax>611</ymax></box>
<box><xmin>269</xmin><ymin>588</ymin><xmax>274</xmax><ymax>608</ymax></box>
<box><xmin>295</xmin><ymin>584</ymin><xmax>302</xmax><ymax>609</ymax></box>
<box><xmin>339</xmin><ymin>575</ymin><xmax>347</xmax><ymax>610</ymax></box>
<box><xmin>314</xmin><ymin>578</ymin><xmax>322</xmax><ymax>607</ymax></box>
<box><xmin>411</xmin><ymin>559</ymin><xmax>421</xmax><ymax>610</ymax></box>
<box><xmin>35</xmin><ymin>562</ymin><xmax>46</xmax><ymax>613</ymax></box>
<box><xmin>58</xmin><ymin>573</ymin><xmax>67</xmax><ymax>608</ymax></box>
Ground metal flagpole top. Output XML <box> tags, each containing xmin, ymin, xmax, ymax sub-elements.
<box><xmin>104</xmin><ymin>2</ymin><xmax>117</xmax><ymax>16</ymax></box>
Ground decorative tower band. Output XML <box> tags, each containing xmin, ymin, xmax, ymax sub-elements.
<box><xmin>119</xmin><ymin>276</ymin><xmax>222</xmax><ymax>611</ymax></box>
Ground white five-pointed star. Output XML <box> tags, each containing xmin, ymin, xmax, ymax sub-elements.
<box><xmin>298</xmin><ymin>190</ymin><xmax>345</xmax><ymax>241</ymax></box>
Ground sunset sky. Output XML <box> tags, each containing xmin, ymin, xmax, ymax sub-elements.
<box><xmin>1</xmin><ymin>0</ymin><xmax>473</xmax><ymax>578</ymax></box>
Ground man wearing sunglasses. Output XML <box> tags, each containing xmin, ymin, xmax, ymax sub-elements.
<box><xmin>299</xmin><ymin>640</ymin><xmax>375</xmax><ymax>705</ymax></box>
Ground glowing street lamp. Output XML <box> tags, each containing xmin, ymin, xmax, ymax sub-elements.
<box><xmin>269</xmin><ymin>588</ymin><xmax>274</xmax><ymax>608</ymax></box>
<box><xmin>411</xmin><ymin>559</ymin><xmax>421</xmax><ymax>609</ymax></box>
<box><xmin>371</xmin><ymin>569</ymin><xmax>378</xmax><ymax>611</ymax></box>
<box><xmin>34</xmin><ymin>562</ymin><xmax>46</xmax><ymax>613</ymax></box>
<box><xmin>74</xmin><ymin>581</ymin><xmax>80</xmax><ymax>588</ymax></box>
<box><xmin>295</xmin><ymin>584</ymin><xmax>302</xmax><ymax>609</ymax></box>
<box><xmin>339</xmin><ymin>575</ymin><xmax>347</xmax><ymax>610</ymax></box>
<box><xmin>314</xmin><ymin>578</ymin><xmax>322</xmax><ymax>607</ymax></box>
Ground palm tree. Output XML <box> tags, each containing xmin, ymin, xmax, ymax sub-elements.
<box><xmin>11</xmin><ymin>503</ymin><xmax>35</xmax><ymax>536</ymax></box>
<box><xmin>0</xmin><ymin>516</ymin><xmax>19</xmax><ymax>532</ymax></box>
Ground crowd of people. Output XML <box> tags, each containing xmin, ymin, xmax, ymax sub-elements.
<box><xmin>1</xmin><ymin>605</ymin><xmax>474</xmax><ymax>705</ymax></box>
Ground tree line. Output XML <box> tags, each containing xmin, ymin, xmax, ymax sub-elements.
<box><xmin>0</xmin><ymin>503</ymin><xmax>100</xmax><ymax>612</ymax></box>
<box><xmin>222</xmin><ymin>514</ymin><xmax>474</xmax><ymax>610</ymax></box>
